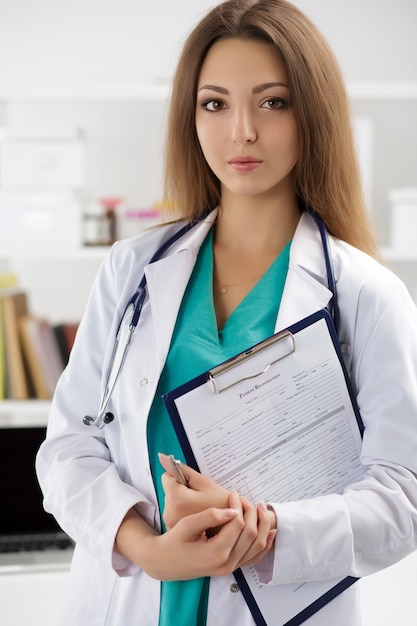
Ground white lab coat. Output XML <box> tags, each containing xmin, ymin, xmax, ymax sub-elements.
<box><xmin>36</xmin><ymin>210</ymin><xmax>417</xmax><ymax>626</ymax></box>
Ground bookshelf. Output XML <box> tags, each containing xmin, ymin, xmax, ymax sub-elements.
<box><xmin>0</xmin><ymin>399</ymin><xmax>51</xmax><ymax>427</ymax></box>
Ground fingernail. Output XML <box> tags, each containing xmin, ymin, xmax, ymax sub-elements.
<box><xmin>158</xmin><ymin>452</ymin><xmax>169</xmax><ymax>462</ymax></box>
<box><xmin>224</xmin><ymin>508</ymin><xmax>239</xmax><ymax>518</ymax></box>
<box><xmin>268</xmin><ymin>529</ymin><xmax>277</xmax><ymax>543</ymax></box>
<box><xmin>258</xmin><ymin>500</ymin><xmax>268</xmax><ymax>513</ymax></box>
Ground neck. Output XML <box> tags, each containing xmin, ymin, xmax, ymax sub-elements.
<box><xmin>215</xmin><ymin>194</ymin><xmax>300</xmax><ymax>256</ymax></box>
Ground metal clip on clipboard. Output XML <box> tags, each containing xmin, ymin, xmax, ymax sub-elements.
<box><xmin>208</xmin><ymin>330</ymin><xmax>296</xmax><ymax>394</ymax></box>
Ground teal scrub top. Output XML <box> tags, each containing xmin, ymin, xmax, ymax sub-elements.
<box><xmin>147</xmin><ymin>228</ymin><xmax>290</xmax><ymax>626</ymax></box>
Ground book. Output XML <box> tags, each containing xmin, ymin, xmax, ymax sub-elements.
<box><xmin>53</xmin><ymin>322</ymin><xmax>79</xmax><ymax>365</ymax></box>
<box><xmin>1</xmin><ymin>289</ymin><xmax>32</xmax><ymax>399</ymax></box>
<box><xmin>19</xmin><ymin>315</ymin><xmax>66</xmax><ymax>399</ymax></box>
<box><xmin>0</xmin><ymin>273</ymin><xmax>18</xmax><ymax>399</ymax></box>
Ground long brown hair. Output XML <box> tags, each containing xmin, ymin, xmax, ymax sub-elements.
<box><xmin>163</xmin><ymin>0</ymin><xmax>378</xmax><ymax>255</ymax></box>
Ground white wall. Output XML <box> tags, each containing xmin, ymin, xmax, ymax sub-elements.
<box><xmin>0</xmin><ymin>0</ymin><xmax>416</xmax><ymax>88</ymax></box>
<box><xmin>0</xmin><ymin>1</ymin><xmax>416</xmax><ymax>306</ymax></box>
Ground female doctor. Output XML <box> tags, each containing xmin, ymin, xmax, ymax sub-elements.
<box><xmin>36</xmin><ymin>1</ymin><xmax>417</xmax><ymax>625</ymax></box>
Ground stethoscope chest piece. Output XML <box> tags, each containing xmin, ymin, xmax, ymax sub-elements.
<box><xmin>83</xmin><ymin>412</ymin><xmax>114</xmax><ymax>427</ymax></box>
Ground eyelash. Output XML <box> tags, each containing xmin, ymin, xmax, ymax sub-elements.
<box><xmin>200</xmin><ymin>97</ymin><xmax>289</xmax><ymax>112</ymax></box>
<box><xmin>200</xmin><ymin>99</ymin><xmax>226</xmax><ymax>112</ymax></box>
<box><xmin>261</xmin><ymin>97</ymin><xmax>289</xmax><ymax>110</ymax></box>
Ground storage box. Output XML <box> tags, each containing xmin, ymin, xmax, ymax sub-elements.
<box><xmin>0</xmin><ymin>129</ymin><xmax>85</xmax><ymax>190</ymax></box>
<box><xmin>0</xmin><ymin>191</ymin><xmax>81</xmax><ymax>248</ymax></box>
<box><xmin>389</xmin><ymin>188</ymin><xmax>417</xmax><ymax>250</ymax></box>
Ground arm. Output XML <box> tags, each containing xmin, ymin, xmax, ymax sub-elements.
<box><xmin>258</xmin><ymin>279</ymin><xmax>417</xmax><ymax>585</ymax></box>
<box><xmin>36</xmin><ymin>239</ymin><xmax>161</xmax><ymax>574</ymax></box>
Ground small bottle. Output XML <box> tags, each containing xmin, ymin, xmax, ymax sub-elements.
<box><xmin>99</xmin><ymin>197</ymin><xmax>124</xmax><ymax>244</ymax></box>
<box><xmin>83</xmin><ymin>201</ymin><xmax>110</xmax><ymax>246</ymax></box>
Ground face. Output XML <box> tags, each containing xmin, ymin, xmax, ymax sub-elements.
<box><xmin>195</xmin><ymin>38</ymin><xmax>299</xmax><ymax>204</ymax></box>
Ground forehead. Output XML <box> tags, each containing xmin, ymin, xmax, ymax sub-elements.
<box><xmin>198</xmin><ymin>38</ymin><xmax>289</xmax><ymax>87</ymax></box>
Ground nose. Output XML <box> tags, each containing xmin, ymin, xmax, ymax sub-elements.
<box><xmin>231</xmin><ymin>107</ymin><xmax>257</xmax><ymax>144</ymax></box>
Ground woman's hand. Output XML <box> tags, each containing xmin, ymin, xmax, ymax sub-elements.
<box><xmin>159</xmin><ymin>452</ymin><xmax>277</xmax><ymax>537</ymax></box>
<box><xmin>232</xmin><ymin>496</ymin><xmax>276</xmax><ymax>569</ymax></box>
<box><xmin>158</xmin><ymin>453</ymin><xmax>277</xmax><ymax>568</ymax></box>
<box><xmin>159</xmin><ymin>452</ymin><xmax>230</xmax><ymax>529</ymax></box>
<box><xmin>115</xmin><ymin>492</ymin><xmax>275</xmax><ymax>581</ymax></box>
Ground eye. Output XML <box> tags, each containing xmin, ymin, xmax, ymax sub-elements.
<box><xmin>261</xmin><ymin>97</ymin><xmax>289</xmax><ymax>110</ymax></box>
<box><xmin>201</xmin><ymin>99</ymin><xmax>227</xmax><ymax>112</ymax></box>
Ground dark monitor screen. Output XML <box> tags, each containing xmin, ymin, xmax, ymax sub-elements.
<box><xmin>0</xmin><ymin>426</ymin><xmax>61</xmax><ymax>536</ymax></box>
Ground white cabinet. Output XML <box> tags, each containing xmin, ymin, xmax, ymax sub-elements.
<box><xmin>0</xmin><ymin>568</ymin><xmax>70</xmax><ymax>626</ymax></box>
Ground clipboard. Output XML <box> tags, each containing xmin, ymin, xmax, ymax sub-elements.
<box><xmin>163</xmin><ymin>309</ymin><xmax>365</xmax><ymax>626</ymax></box>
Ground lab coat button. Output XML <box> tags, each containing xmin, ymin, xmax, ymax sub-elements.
<box><xmin>140</xmin><ymin>378</ymin><xmax>149</xmax><ymax>387</ymax></box>
<box><xmin>229</xmin><ymin>583</ymin><xmax>239</xmax><ymax>593</ymax></box>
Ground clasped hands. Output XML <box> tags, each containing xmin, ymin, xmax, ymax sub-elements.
<box><xmin>158</xmin><ymin>452</ymin><xmax>277</xmax><ymax>576</ymax></box>
<box><xmin>116</xmin><ymin>453</ymin><xmax>277</xmax><ymax>581</ymax></box>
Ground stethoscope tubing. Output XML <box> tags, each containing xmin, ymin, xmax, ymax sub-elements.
<box><xmin>311</xmin><ymin>212</ymin><xmax>340</xmax><ymax>335</ymax></box>
<box><xmin>83</xmin><ymin>210</ymin><xmax>339</xmax><ymax>428</ymax></box>
<box><xmin>83</xmin><ymin>218</ymin><xmax>206</xmax><ymax>428</ymax></box>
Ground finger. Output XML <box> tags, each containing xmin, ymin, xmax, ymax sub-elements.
<box><xmin>158</xmin><ymin>452</ymin><xmax>190</xmax><ymax>486</ymax></box>
<box><xmin>159</xmin><ymin>452</ymin><xmax>212</xmax><ymax>491</ymax></box>
<box><xmin>234</xmin><ymin>502</ymin><xmax>275</xmax><ymax>569</ymax></box>
<box><xmin>161</xmin><ymin>469</ymin><xmax>181</xmax><ymax>492</ymax></box>
<box><xmin>238</xmin><ymin>528</ymin><xmax>277</xmax><ymax>569</ymax></box>
<box><xmin>228</xmin><ymin>490</ymin><xmax>243</xmax><ymax>513</ymax></box>
<box><xmin>158</xmin><ymin>452</ymin><xmax>175</xmax><ymax>474</ymax></box>
<box><xmin>176</xmin><ymin>506</ymin><xmax>239</xmax><ymax>542</ymax></box>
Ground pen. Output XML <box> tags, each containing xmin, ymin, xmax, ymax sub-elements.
<box><xmin>168</xmin><ymin>454</ymin><xmax>189</xmax><ymax>488</ymax></box>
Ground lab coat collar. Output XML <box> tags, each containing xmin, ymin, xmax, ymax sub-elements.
<box><xmin>145</xmin><ymin>209</ymin><xmax>333</xmax><ymax>362</ymax></box>
<box><xmin>275</xmin><ymin>211</ymin><xmax>334</xmax><ymax>332</ymax></box>
<box><xmin>144</xmin><ymin>211</ymin><xmax>218</xmax><ymax>362</ymax></box>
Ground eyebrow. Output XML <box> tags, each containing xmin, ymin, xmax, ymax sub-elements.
<box><xmin>197</xmin><ymin>82</ymin><xmax>289</xmax><ymax>94</ymax></box>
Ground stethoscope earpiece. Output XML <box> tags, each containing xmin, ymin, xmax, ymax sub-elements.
<box><xmin>103</xmin><ymin>412</ymin><xmax>115</xmax><ymax>424</ymax></box>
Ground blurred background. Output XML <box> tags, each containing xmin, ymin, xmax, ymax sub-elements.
<box><xmin>0</xmin><ymin>1</ymin><xmax>416</xmax><ymax>624</ymax></box>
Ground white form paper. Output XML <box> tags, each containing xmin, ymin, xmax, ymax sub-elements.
<box><xmin>168</xmin><ymin>313</ymin><xmax>365</xmax><ymax>625</ymax></box>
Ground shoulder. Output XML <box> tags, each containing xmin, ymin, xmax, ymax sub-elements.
<box><xmin>109</xmin><ymin>221</ymin><xmax>188</xmax><ymax>270</ymax></box>
<box><xmin>332</xmin><ymin>237</ymin><xmax>409</xmax><ymax>304</ymax></box>
<box><xmin>331</xmin><ymin>237</ymin><xmax>417</xmax><ymax>364</ymax></box>
<box><xmin>294</xmin><ymin>212</ymin><xmax>410</xmax><ymax>306</ymax></box>
<box><xmin>86</xmin><ymin>222</ymin><xmax>189</xmax><ymax>308</ymax></box>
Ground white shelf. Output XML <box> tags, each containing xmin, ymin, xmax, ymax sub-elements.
<box><xmin>0</xmin><ymin>80</ymin><xmax>416</xmax><ymax>102</ymax></box>
<box><xmin>347</xmin><ymin>80</ymin><xmax>417</xmax><ymax>100</ymax></box>
<box><xmin>0</xmin><ymin>400</ymin><xmax>51</xmax><ymax>427</ymax></box>
<box><xmin>0</xmin><ymin>245</ymin><xmax>110</xmax><ymax>260</ymax></box>
<box><xmin>0</xmin><ymin>82</ymin><xmax>170</xmax><ymax>101</ymax></box>
<box><xmin>381</xmin><ymin>247</ymin><xmax>417</xmax><ymax>262</ymax></box>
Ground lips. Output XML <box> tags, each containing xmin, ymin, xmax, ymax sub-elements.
<box><xmin>228</xmin><ymin>156</ymin><xmax>263</xmax><ymax>172</ymax></box>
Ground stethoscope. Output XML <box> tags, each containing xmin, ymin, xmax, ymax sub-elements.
<box><xmin>83</xmin><ymin>211</ymin><xmax>339</xmax><ymax>429</ymax></box>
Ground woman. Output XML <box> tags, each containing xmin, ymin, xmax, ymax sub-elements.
<box><xmin>36</xmin><ymin>1</ymin><xmax>417</xmax><ymax>625</ymax></box>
